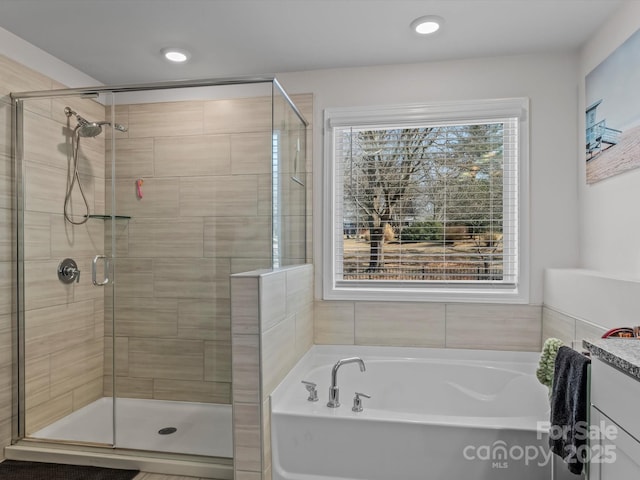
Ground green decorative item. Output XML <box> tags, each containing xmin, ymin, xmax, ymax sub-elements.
<box><xmin>537</xmin><ymin>337</ymin><xmax>565</xmax><ymax>392</ymax></box>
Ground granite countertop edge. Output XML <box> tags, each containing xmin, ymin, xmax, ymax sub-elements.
<box><xmin>583</xmin><ymin>338</ymin><xmax>640</xmax><ymax>381</ymax></box>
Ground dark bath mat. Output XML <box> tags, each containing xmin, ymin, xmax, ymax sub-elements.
<box><xmin>0</xmin><ymin>460</ymin><xmax>139</xmax><ymax>480</ymax></box>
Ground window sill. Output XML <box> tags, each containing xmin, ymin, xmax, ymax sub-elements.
<box><xmin>324</xmin><ymin>283</ymin><xmax>529</xmax><ymax>304</ymax></box>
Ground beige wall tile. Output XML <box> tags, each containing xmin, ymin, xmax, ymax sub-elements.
<box><xmin>262</xmin><ymin>397</ymin><xmax>272</xmax><ymax>474</ymax></box>
<box><xmin>23</xmin><ymin>111</ymin><xmax>70</xmax><ymax>171</ymax></box>
<box><xmin>180</xmin><ymin>175</ymin><xmax>258</xmax><ymax>217</ymax></box>
<box><xmin>104</xmin><ymin>219</ymin><xmax>130</xmax><ymax>257</ymax></box>
<box><xmin>0</xmin><ymin>208</ymin><xmax>11</xmax><ymax>262</ymax></box>
<box><xmin>355</xmin><ymin>302</ymin><xmax>446</xmax><ymax>347</ymax></box>
<box><xmin>25</xmin><ymin>300</ymin><xmax>96</xmax><ymax>358</ymax></box>
<box><xmin>285</xmin><ymin>265</ymin><xmax>313</xmax><ymax>317</ymax></box>
<box><xmin>204</xmin><ymin>97</ymin><xmax>271</xmax><ymax>134</ymax></box>
<box><xmin>49</xmin><ymin>339</ymin><xmax>103</xmax><ymax>398</ymax></box>
<box><xmin>128</xmin><ymin>101</ymin><xmax>204</xmax><ymax>138</ymax></box>
<box><xmin>25</xmin><ymin>354</ymin><xmax>50</xmax><ymax>410</ymax></box>
<box><xmin>231</xmin><ymin>133</ymin><xmax>271</xmax><ymax>175</ymax></box>
<box><xmin>204</xmin><ymin>216</ymin><xmax>271</xmax><ymax>259</ymax></box>
<box><xmin>153</xmin><ymin>258</ymin><xmax>230</xmax><ymax>299</ymax></box>
<box><xmin>23</xmin><ymin>103</ymin><xmax>105</xmax><ymax>180</ymax></box>
<box><xmin>0</xmin><ymin>262</ymin><xmax>11</xmax><ymax>315</ymax></box>
<box><xmin>259</xmin><ymin>272</ymin><xmax>287</xmax><ymax>333</ymax></box>
<box><xmin>289</xmin><ymin>94</ymin><xmax>313</xmax><ymax>127</ymax></box>
<box><xmin>103</xmin><ymin>336</ymin><xmax>129</xmax><ymax>376</ymax></box>
<box><xmin>24</xmin><ymin>259</ymin><xmax>73</xmax><ymax>310</ymax></box>
<box><xmin>114</xmin><ymin>258</ymin><xmax>154</xmax><ymax>298</ymax></box>
<box><xmin>0</xmin><ymin>316</ymin><xmax>11</xmax><ymax>367</ymax></box>
<box><xmin>279</xmin><ymin>215</ymin><xmax>306</xmax><ymax>264</ymax></box>
<box><xmin>24</xmin><ymin>211</ymin><xmax>51</xmax><ymax>260</ymax></box>
<box><xmin>114</xmin><ymin>177</ymin><xmax>179</xmax><ymax>218</ymax></box>
<box><xmin>0</xmin><ymin>365</ymin><xmax>11</xmax><ymax>440</ymax></box>
<box><xmin>446</xmin><ymin>304</ymin><xmax>542</xmax><ymax>351</ymax></box>
<box><xmin>235</xmin><ymin>471</ymin><xmax>262</xmax><ymax>480</ymax></box>
<box><xmin>153</xmin><ymin>379</ymin><xmax>231</xmax><ymax>404</ymax></box>
<box><xmin>24</xmin><ymin>162</ymin><xmax>68</xmax><ymax>214</ymax></box>
<box><xmin>231</xmin><ymin>277</ymin><xmax>259</xmax><ymax>321</ymax></box>
<box><xmin>0</xmin><ymin>101</ymin><xmax>10</xmax><ymax>159</ymax></box>
<box><xmin>178</xmin><ymin>299</ymin><xmax>231</xmax><ymax>340</ymax></box>
<box><xmin>295</xmin><ymin>302</ymin><xmax>313</xmax><ymax>361</ymax></box>
<box><xmin>542</xmin><ymin>307</ymin><xmax>575</xmax><ymax>346</ymax></box>
<box><xmin>231</xmin><ymin>258</ymin><xmax>273</xmax><ymax>274</ymax></box>
<box><xmin>257</xmin><ymin>174</ymin><xmax>272</xmax><ymax>216</ymax></box>
<box><xmin>111</xmin><ymin>297</ymin><xmax>178</xmax><ymax>337</ymax></box>
<box><xmin>94</xmin><ymin>297</ymin><xmax>105</xmax><ymax>338</ymax></box>
<box><xmin>233</xmin><ymin>402</ymin><xmax>261</xmax><ymax>472</ymax></box>
<box><xmin>103</xmin><ymin>375</ymin><xmax>153</xmax><ymax>399</ymax></box>
<box><xmin>128</xmin><ymin>338</ymin><xmax>204</xmax><ymax>381</ymax></box>
<box><xmin>0</xmin><ymin>154</ymin><xmax>11</xmax><ymax>210</ymax></box>
<box><xmin>154</xmin><ymin>135</ymin><xmax>231</xmax><ymax>177</ymax></box>
<box><xmin>205</xmin><ymin>340</ymin><xmax>232</xmax><ymax>383</ymax></box>
<box><xmin>314</xmin><ymin>301</ymin><xmax>355</xmax><ymax>345</ymax></box>
<box><xmin>50</xmin><ymin>214</ymin><xmax>104</xmax><ymax>258</ymax></box>
<box><xmin>575</xmin><ymin>318</ymin><xmax>607</xmax><ymax>344</ymax></box>
<box><xmin>0</xmin><ymin>54</ymin><xmax>53</xmax><ymax>116</ymax></box>
<box><xmin>72</xmin><ymin>377</ymin><xmax>103</xmax><ymax>410</ymax></box>
<box><xmin>26</xmin><ymin>392</ymin><xmax>73</xmax><ymax>435</ymax></box>
<box><xmin>262</xmin><ymin>314</ymin><xmax>296</xmax><ymax>398</ymax></box>
<box><xmin>109</xmin><ymin>138</ymin><xmax>154</xmax><ymax>178</ymax></box>
<box><xmin>231</xmin><ymin>334</ymin><xmax>260</xmax><ymax>404</ymax></box>
<box><xmin>128</xmin><ymin>218</ymin><xmax>203</xmax><ymax>258</ymax></box>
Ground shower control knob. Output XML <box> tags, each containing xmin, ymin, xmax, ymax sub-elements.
<box><xmin>58</xmin><ymin>258</ymin><xmax>81</xmax><ymax>284</ymax></box>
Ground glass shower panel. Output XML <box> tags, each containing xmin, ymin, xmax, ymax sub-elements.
<box><xmin>109</xmin><ymin>83</ymin><xmax>272</xmax><ymax>456</ymax></box>
<box><xmin>272</xmin><ymin>84</ymin><xmax>307</xmax><ymax>267</ymax></box>
<box><xmin>18</xmin><ymin>93</ymin><xmax>115</xmax><ymax>445</ymax></box>
<box><xmin>14</xmin><ymin>78</ymin><xmax>306</xmax><ymax>464</ymax></box>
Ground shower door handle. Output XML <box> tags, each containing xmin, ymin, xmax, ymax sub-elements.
<box><xmin>92</xmin><ymin>255</ymin><xmax>110</xmax><ymax>286</ymax></box>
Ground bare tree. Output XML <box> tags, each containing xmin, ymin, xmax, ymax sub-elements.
<box><xmin>342</xmin><ymin>123</ymin><xmax>504</xmax><ymax>276</ymax></box>
<box><xmin>344</xmin><ymin>127</ymin><xmax>437</xmax><ymax>271</ymax></box>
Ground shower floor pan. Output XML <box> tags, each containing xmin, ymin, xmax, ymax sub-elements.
<box><xmin>31</xmin><ymin>397</ymin><xmax>233</xmax><ymax>458</ymax></box>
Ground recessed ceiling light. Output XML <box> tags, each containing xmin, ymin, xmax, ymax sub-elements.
<box><xmin>161</xmin><ymin>48</ymin><xmax>191</xmax><ymax>63</ymax></box>
<box><xmin>411</xmin><ymin>15</ymin><xmax>443</xmax><ymax>35</ymax></box>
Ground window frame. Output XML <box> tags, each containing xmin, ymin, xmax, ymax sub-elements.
<box><xmin>322</xmin><ymin>98</ymin><xmax>530</xmax><ymax>303</ymax></box>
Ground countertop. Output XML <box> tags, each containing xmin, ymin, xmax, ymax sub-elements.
<box><xmin>583</xmin><ymin>338</ymin><xmax>640</xmax><ymax>381</ymax></box>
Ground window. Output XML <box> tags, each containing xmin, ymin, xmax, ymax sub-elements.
<box><xmin>323</xmin><ymin>98</ymin><xmax>529</xmax><ymax>303</ymax></box>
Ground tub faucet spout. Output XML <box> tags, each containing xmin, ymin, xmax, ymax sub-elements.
<box><xmin>327</xmin><ymin>357</ymin><xmax>366</xmax><ymax>408</ymax></box>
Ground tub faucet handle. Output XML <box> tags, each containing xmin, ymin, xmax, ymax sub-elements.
<box><xmin>352</xmin><ymin>392</ymin><xmax>371</xmax><ymax>412</ymax></box>
<box><xmin>301</xmin><ymin>380</ymin><xmax>318</xmax><ymax>402</ymax></box>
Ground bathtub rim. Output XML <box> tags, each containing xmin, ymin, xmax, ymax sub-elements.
<box><xmin>270</xmin><ymin>344</ymin><xmax>549</xmax><ymax>432</ymax></box>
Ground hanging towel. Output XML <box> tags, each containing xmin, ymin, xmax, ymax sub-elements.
<box><xmin>549</xmin><ymin>346</ymin><xmax>591</xmax><ymax>475</ymax></box>
<box><xmin>537</xmin><ymin>337</ymin><xmax>564</xmax><ymax>391</ymax></box>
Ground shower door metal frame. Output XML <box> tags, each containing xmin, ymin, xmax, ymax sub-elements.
<box><xmin>10</xmin><ymin>76</ymin><xmax>308</xmax><ymax>445</ymax></box>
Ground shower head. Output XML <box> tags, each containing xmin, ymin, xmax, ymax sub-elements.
<box><xmin>64</xmin><ymin>106</ymin><xmax>128</xmax><ymax>137</ymax></box>
<box><xmin>77</xmin><ymin>122</ymin><xmax>104</xmax><ymax>138</ymax></box>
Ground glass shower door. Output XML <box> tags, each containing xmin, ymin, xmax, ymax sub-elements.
<box><xmin>17</xmin><ymin>93</ymin><xmax>116</xmax><ymax>446</ymax></box>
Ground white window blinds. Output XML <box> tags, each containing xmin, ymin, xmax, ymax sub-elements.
<box><xmin>324</xmin><ymin>99</ymin><xmax>528</xmax><ymax>302</ymax></box>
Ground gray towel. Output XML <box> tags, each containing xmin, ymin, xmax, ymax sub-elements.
<box><xmin>549</xmin><ymin>346</ymin><xmax>590</xmax><ymax>475</ymax></box>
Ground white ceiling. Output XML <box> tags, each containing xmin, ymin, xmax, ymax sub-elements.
<box><xmin>0</xmin><ymin>0</ymin><xmax>624</xmax><ymax>85</ymax></box>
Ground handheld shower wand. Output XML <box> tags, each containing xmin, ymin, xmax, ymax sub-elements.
<box><xmin>63</xmin><ymin>106</ymin><xmax>129</xmax><ymax>224</ymax></box>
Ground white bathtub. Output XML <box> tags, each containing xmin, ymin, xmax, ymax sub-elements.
<box><xmin>271</xmin><ymin>345</ymin><xmax>556</xmax><ymax>480</ymax></box>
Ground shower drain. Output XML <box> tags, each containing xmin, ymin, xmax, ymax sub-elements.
<box><xmin>158</xmin><ymin>427</ymin><xmax>177</xmax><ymax>435</ymax></box>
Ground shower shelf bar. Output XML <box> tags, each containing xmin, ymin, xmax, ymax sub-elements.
<box><xmin>85</xmin><ymin>214</ymin><xmax>131</xmax><ymax>220</ymax></box>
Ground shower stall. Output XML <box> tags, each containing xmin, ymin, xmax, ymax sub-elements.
<box><xmin>10</xmin><ymin>78</ymin><xmax>307</xmax><ymax>477</ymax></box>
